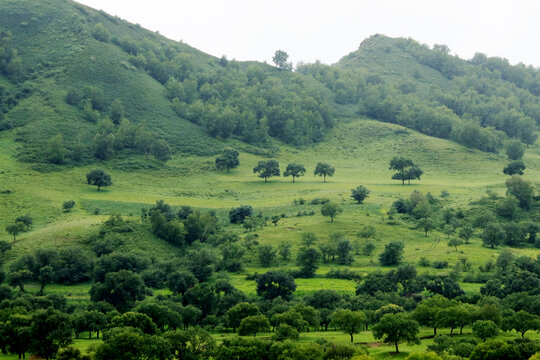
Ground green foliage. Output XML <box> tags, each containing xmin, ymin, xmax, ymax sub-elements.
<box><xmin>472</xmin><ymin>320</ymin><xmax>499</xmax><ymax>342</ymax></box>
<box><xmin>505</xmin><ymin>175</ymin><xmax>535</xmax><ymax>209</ymax></box>
<box><xmin>296</xmin><ymin>246</ymin><xmax>321</xmax><ymax>277</ymax></box>
<box><xmin>330</xmin><ymin>309</ymin><xmax>367</xmax><ymax>342</ymax></box>
<box><xmin>314</xmin><ymin>162</ymin><xmax>335</xmax><ymax>182</ymax></box>
<box><xmin>238</xmin><ymin>314</ymin><xmax>270</xmax><ymax>337</ymax></box>
<box><xmin>505</xmin><ymin>139</ymin><xmax>525</xmax><ymax>160</ymax></box>
<box><xmin>256</xmin><ymin>271</ymin><xmax>296</xmax><ymax>301</ymax></box>
<box><xmin>351</xmin><ymin>185</ymin><xmax>370</xmax><ymax>204</ymax></box>
<box><xmin>86</xmin><ymin>169</ymin><xmax>113</xmax><ymax>191</ymax></box>
<box><xmin>284</xmin><ymin>163</ymin><xmax>306</xmax><ymax>182</ymax></box>
<box><xmin>215</xmin><ymin>148</ymin><xmax>240</xmax><ymax>172</ymax></box>
<box><xmin>229</xmin><ymin>205</ymin><xmax>253</xmax><ymax>224</ymax></box>
<box><xmin>379</xmin><ymin>241</ymin><xmax>404</xmax><ymax>266</ymax></box>
<box><xmin>92</xmin><ymin>23</ymin><xmax>111</xmax><ymax>42</ymax></box>
<box><xmin>273</xmin><ymin>50</ymin><xmax>292</xmax><ymax>70</ymax></box>
<box><xmin>321</xmin><ymin>202</ymin><xmax>342</xmax><ymax>222</ymax></box>
<box><xmin>372</xmin><ymin>312</ymin><xmax>420</xmax><ymax>353</ymax></box>
<box><xmin>253</xmin><ymin>159</ymin><xmax>280</xmax><ymax>182</ymax></box>
<box><xmin>503</xmin><ymin>160</ymin><xmax>526</xmax><ymax>176</ymax></box>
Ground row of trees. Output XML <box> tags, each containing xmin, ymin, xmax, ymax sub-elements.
<box><xmin>252</xmin><ymin>160</ymin><xmax>335</xmax><ymax>182</ymax></box>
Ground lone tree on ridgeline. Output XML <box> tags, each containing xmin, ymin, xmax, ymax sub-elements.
<box><xmin>314</xmin><ymin>162</ymin><xmax>335</xmax><ymax>183</ymax></box>
<box><xmin>86</xmin><ymin>169</ymin><xmax>112</xmax><ymax>191</ymax></box>
<box><xmin>253</xmin><ymin>160</ymin><xmax>280</xmax><ymax>182</ymax></box>
<box><xmin>215</xmin><ymin>148</ymin><xmax>240</xmax><ymax>173</ymax></box>
<box><xmin>272</xmin><ymin>50</ymin><xmax>292</xmax><ymax>70</ymax></box>
<box><xmin>284</xmin><ymin>163</ymin><xmax>306</xmax><ymax>183</ymax></box>
<box><xmin>389</xmin><ymin>157</ymin><xmax>423</xmax><ymax>185</ymax></box>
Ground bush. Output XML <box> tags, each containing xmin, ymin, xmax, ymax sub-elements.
<box><xmin>273</xmin><ymin>324</ymin><xmax>299</xmax><ymax>341</ymax></box>
<box><xmin>432</xmin><ymin>260</ymin><xmax>448</xmax><ymax>269</ymax></box>
<box><xmin>310</xmin><ymin>197</ymin><xmax>330</xmax><ymax>205</ymax></box>
<box><xmin>229</xmin><ymin>205</ymin><xmax>253</xmax><ymax>224</ymax></box>
<box><xmin>62</xmin><ymin>200</ymin><xmax>75</xmax><ymax>212</ymax></box>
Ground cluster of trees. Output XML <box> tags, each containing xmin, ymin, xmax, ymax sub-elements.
<box><xmin>298</xmin><ymin>36</ymin><xmax>539</xmax><ymax>153</ymax></box>
<box><xmin>110</xmin><ymin>32</ymin><xmax>333</xmax><ymax>146</ymax></box>
<box><xmin>59</xmin><ymin>93</ymin><xmax>171</xmax><ymax>164</ymax></box>
<box><xmin>391</xmin><ymin>174</ymin><xmax>537</xmax><ymax>250</ymax></box>
<box><xmin>0</xmin><ymin>27</ymin><xmax>23</xmax><ymax>83</ymax></box>
<box><xmin>252</xmin><ymin>160</ymin><xmax>335</xmax><ymax>182</ymax></box>
<box><xmin>389</xmin><ymin>157</ymin><xmax>423</xmax><ymax>185</ymax></box>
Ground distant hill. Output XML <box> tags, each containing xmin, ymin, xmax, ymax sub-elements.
<box><xmin>0</xmin><ymin>2</ymin><xmax>539</xmax><ymax>167</ymax></box>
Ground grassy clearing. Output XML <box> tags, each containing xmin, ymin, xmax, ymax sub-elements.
<box><xmin>1</xmin><ymin>118</ymin><xmax>540</xmax><ymax>295</ymax></box>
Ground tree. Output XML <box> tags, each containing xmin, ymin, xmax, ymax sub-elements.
<box><xmin>3</xmin><ymin>313</ymin><xmax>32</xmax><ymax>360</ymax></box>
<box><xmin>473</xmin><ymin>320</ymin><xmax>499</xmax><ymax>342</ymax></box>
<box><xmin>8</xmin><ymin>269</ymin><xmax>33</xmax><ymax>292</ymax></box>
<box><xmin>278</xmin><ymin>241</ymin><xmax>291</xmax><ymax>260</ymax></box>
<box><xmin>151</xmin><ymin>140</ymin><xmax>171</xmax><ymax>162</ymax></box>
<box><xmin>5</xmin><ymin>222</ymin><xmax>25</xmax><ymax>241</ymax></box>
<box><xmin>418</xmin><ymin>218</ymin><xmax>436</xmax><ymax>236</ymax></box>
<box><xmin>272</xmin><ymin>50</ymin><xmax>292</xmax><ymax>70</ymax></box>
<box><xmin>228</xmin><ymin>302</ymin><xmax>260</xmax><ymax>332</ymax></box>
<box><xmin>405</xmin><ymin>165</ymin><xmax>424</xmax><ymax>185</ymax></box>
<box><xmin>253</xmin><ymin>160</ymin><xmax>280</xmax><ymax>182</ymax></box>
<box><xmin>482</xmin><ymin>223</ymin><xmax>505</xmax><ymax>249</ymax></box>
<box><xmin>89</xmin><ymin>270</ymin><xmax>146</xmax><ymax>312</ymax></box>
<box><xmin>258</xmin><ymin>245</ymin><xmax>276</xmax><ymax>267</ymax></box>
<box><xmin>229</xmin><ymin>205</ymin><xmax>253</xmax><ymax>224</ymax></box>
<box><xmin>256</xmin><ymin>271</ymin><xmax>296</xmax><ymax>301</ymax></box>
<box><xmin>314</xmin><ymin>162</ymin><xmax>335</xmax><ymax>182</ymax></box>
<box><xmin>459</xmin><ymin>225</ymin><xmax>474</xmax><ymax>244</ymax></box>
<box><xmin>506</xmin><ymin>175</ymin><xmax>534</xmax><ymax>209</ymax></box>
<box><xmin>46</xmin><ymin>134</ymin><xmax>67</xmax><ymax>164</ymax></box>
<box><xmin>389</xmin><ymin>157</ymin><xmax>414</xmax><ymax>185</ymax></box>
<box><xmin>336</xmin><ymin>238</ymin><xmax>354</xmax><ymax>265</ymax></box>
<box><xmin>448</xmin><ymin>238</ymin><xmax>463</xmax><ymax>252</ymax></box>
<box><xmin>56</xmin><ymin>347</ymin><xmax>91</xmax><ymax>360</ymax></box>
<box><xmin>15</xmin><ymin>215</ymin><xmax>33</xmax><ymax>231</ymax></box>
<box><xmin>379</xmin><ymin>241</ymin><xmax>404</xmax><ymax>266</ymax></box>
<box><xmin>502</xmin><ymin>310</ymin><xmax>540</xmax><ymax>338</ymax></box>
<box><xmin>86</xmin><ymin>169</ymin><xmax>112</xmax><ymax>191</ymax></box>
<box><xmin>29</xmin><ymin>308</ymin><xmax>73</xmax><ymax>360</ymax></box>
<box><xmin>284</xmin><ymin>163</ymin><xmax>306</xmax><ymax>182</ymax></box>
<box><xmin>503</xmin><ymin>160</ymin><xmax>526</xmax><ymax>175</ymax></box>
<box><xmin>505</xmin><ymin>139</ymin><xmax>525</xmax><ymax>160</ymax></box>
<box><xmin>93</xmin><ymin>132</ymin><xmax>115</xmax><ymax>160</ymax></box>
<box><xmin>321</xmin><ymin>202</ymin><xmax>342</xmax><ymax>222</ymax></box>
<box><xmin>238</xmin><ymin>315</ymin><xmax>270</xmax><ymax>337</ymax></box>
<box><xmin>215</xmin><ymin>149</ymin><xmax>240</xmax><ymax>173</ymax></box>
<box><xmin>412</xmin><ymin>295</ymin><xmax>451</xmax><ymax>335</ymax></box>
<box><xmin>296</xmin><ymin>246</ymin><xmax>321</xmax><ymax>277</ymax></box>
<box><xmin>351</xmin><ymin>185</ymin><xmax>370</xmax><ymax>204</ymax></box>
<box><xmin>330</xmin><ymin>309</ymin><xmax>366</xmax><ymax>343</ymax></box>
<box><xmin>110</xmin><ymin>99</ymin><xmax>124</xmax><ymax>124</ymax></box>
<box><xmin>372</xmin><ymin>313</ymin><xmax>420</xmax><ymax>353</ymax></box>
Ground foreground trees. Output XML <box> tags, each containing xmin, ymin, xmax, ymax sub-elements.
<box><xmin>330</xmin><ymin>309</ymin><xmax>366</xmax><ymax>343</ymax></box>
<box><xmin>372</xmin><ymin>313</ymin><xmax>420</xmax><ymax>353</ymax></box>
<box><xmin>284</xmin><ymin>163</ymin><xmax>306</xmax><ymax>182</ymax></box>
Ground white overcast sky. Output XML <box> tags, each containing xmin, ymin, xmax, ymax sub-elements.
<box><xmin>76</xmin><ymin>0</ymin><xmax>540</xmax><ymax>67</ymax></box>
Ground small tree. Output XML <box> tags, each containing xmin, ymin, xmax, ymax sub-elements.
<box><xmin>151</xmin><ymin>139</ymin><xmax>171</xmax><ymax>162</ymax></box>
<box><xmin>372</xmin><ymin>313</ymin><xmax>420</xmax><ymax>353</ymax></box>
<box><xmin>278</xmin><ymin>241</ymin><xmax>291</xmax><ymax>260</ymax></box>
<box><xmin>506</xmin><ymin>175</ymin><xmax>534</xmax><ymax>209</ymax></box>
<box><xmin>110</xmin><ymin>99</ymin><xmax>124</xmax><ymax>124</ymax></box>
<box><xmin>15</xmin><ymin>215</ymin><xmax>33</xmax><ymax>231</ymax></box>
<box><xmin>351</xmin><ymin>186</ymin><xmax>370</xmax><ymax>204</ymax></box>
<box><xmin>314</xmin><ymin>163</ymin><xmax>335</xmax><ymax>182</ymax></box>
<box><xmin>389</xmin><ymin>157</ymin><xmax>413</xmax><ymax>185</ymax></box>
<box><xmin>238</xmin><ymin>315</ymin><xmax>270</xmax><ymax>337</ymax></box>
<box><xmin>503</xmin><ymin>160</ymin><xmax>526</xmax><ymax>176</ymax></box>
<box><xmin>284</xmin><ymin>163</ymin><xmax>306</xmax><ymax>183</ymax></box>
<box><xmin>505</xmin><ymin>139</ymin><xmax>525</xmax><ymax>160</ymax></box>
<box><xmin>296</xmin><ymin>246</ymin><xmax>321</xmax><ymax>277</ymax></box>
<box><xmin>448</xmin><ymin>237</ymin><xmax>463</xmax><ymax>252</ymax></box>
<box><xmin>330</xmin><ymin>309</ymin><xmax>366</xmax><ymax>343</ymax></box>
<box><xmin>321</xmin><ymin>202</ymin><xmax>342</xmax><ymax>223</ymax></box>
<box><xmin>215</xmin><ymin>149</ymin><xmax>240</xmax><ymax>173</ymax></box>
<box><xmin>256</xmin><ymin>271</ymin><xmax>296</xmax><ymax>301</ymax></box>
<box><xmin>459</xmin><ymin>225</ymin><xmax>474</xmax><ymax>244</ymax></box>
<box><xmin>379</xmin><ymin>241</ymin><xmax>404</xmax><ymax>266</ymax></box>
<box><xmin>418</xmin><ymin>218</ymin><xmax>436</xmax><ymax>237</ymax></box>
<box><xmin>253</xmin><ymin>160</ymin><xmax>280</xmax><ymax>182</ymax></box>
<box><xmin>502</xmin><ymin>310</ymin><xmax>540</xmax><ymax>338</ymax></box>
<box><xmin>272</xmin><ymin>50</ymin><xmax>292</xmax><ymax>70</ymax></box>
<box><xmin>5</xmin><ymin>222</ymin><xmax>25</xmax><ymax>242</ymax></box>
<box><xmin>86</xmin><ymin>169</ymin><xmax>112</xmax><ymax>191</ymax></box>
<box><xmin>227</xmin><ymin>302</ymin><xmax>260</xmax><ymax>333</ymax></box>
<box><xmin>258</xmin><ymin>245</ymin><xmax>276</xmax><ymax>267</ymax></box>
<box><xmin>482</xmin><ymin>223</ymin><xmax>505</xmax><ymax>249</ymax></box>
<box><xmin>336</xmin><ymin>238</ymin><xmax>354</xmax><ymax>265</ymax></box>
<box><xmin>473</xmin><ymin>320</ymin><xmax>499</xmax><ymax>342</ymax></box>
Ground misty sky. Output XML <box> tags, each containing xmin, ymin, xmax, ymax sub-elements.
<box><xmin>77</xmin><ymin>0</ymin><xmax>540</xmax><ymax>67</ymax></box>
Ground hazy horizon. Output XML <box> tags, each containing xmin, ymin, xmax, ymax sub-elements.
<box><xmin>77</xmin><ymin>1</ymin><xmax>540</xmax><ymax>68</ymax></box>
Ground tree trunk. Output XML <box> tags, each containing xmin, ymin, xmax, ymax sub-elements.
<box><xmin>395</xmin><ymin>342</ymin><xmax>399</xmax><ymax>353</ymax></box>
<box><xmin>97</xmin><ymin>330</ymin><xmax>100</xmax><ymax>339</ymax></box>
<box><xmin>264</xmin><ymin>177</ymin><xmax>267</xmax><ymax>183</ymax></box>
<box><xmin>402</xmin><ymin>179</ymin><xmax>405</xmax><ymax>185</ymax></box>
<box><xmin>450</xmin><ymin>327</ymin><xmax>454</xmax><ymax>337</ymax></box>
<box><xmin>323</xmin><ymin>174</ymin><xmax>326</xmax><ymax>182</ymax></box>
<box><xmin>460</xmin><ymin>326</ymin><xmax>464</xmax><ymax>335</ymax></box>
<box><xmin>98</xmin><ymin>185</ymin><xmax>101</xmax><ymax>191</ymax></box>
<box><xmin>522</xmin><ymin>331</ymin><xmax>525</xmax><ymax>338</ymax></box>
<box><xmin>434</xmin><ymin>326</ymin><xmax>437</xmax><ymax>335</ymax></box>
<box><xmin>293</xmin><ymin>176</ymin><xmax>295</xmax><ymax>183</ymax></box>
<box><xmin>331</xmin><ymin>216</ymin><xmax>334</xmax><ymax>223</ymax></box>
<box><xmin>227</xmin><ymin>167</ymin><xmax>230</xmax><ymax>173</ymax></box>
<box><xmin>350</xmin><ymin>333</ymin><xmax>353</xmax><ymax>343</ymax></box>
